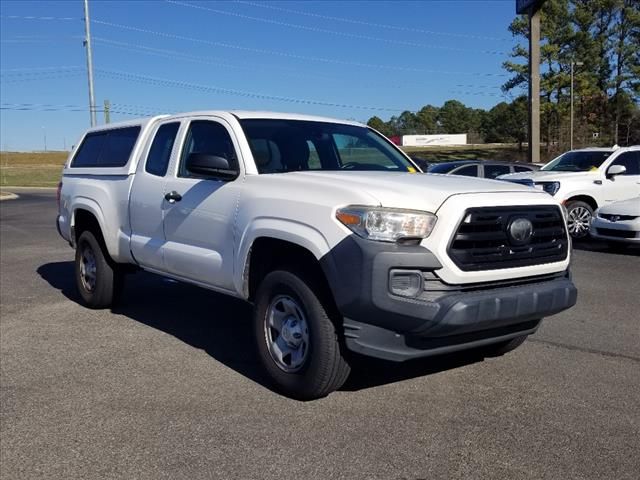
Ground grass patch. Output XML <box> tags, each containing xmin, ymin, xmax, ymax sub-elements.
<box><xmin>0</xmin><ymin>151</ymin><xmax>67</xmax><ymax>187</ymax></box>
<box><xmin>1</xmin><ymin>151</ymin><xmax>68</xmax><ymax>166</ymax></box>
<box><xmin>0</xmin><ymin>165</ymin><xmax>63</xmax><ymax>187</ymax></box>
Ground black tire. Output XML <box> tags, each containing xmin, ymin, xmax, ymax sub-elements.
<box><xmin>480</xmin><ymin>335</ymin><xmax>528</xmax><ymax>358</ymax></box>
<box><xmin>253</xmin><ymin>269</ymin><xmax>351</xmax><ymax>400</ymax></box>
<box><xmin>75</xmin><ymin>230</ymin><xmax>122</xmax><ymax>309</ymax></box>
<box><xmin>565</xmin><ymin>200</ymin><xmax>594</xmax><ymax>240</ymax></box>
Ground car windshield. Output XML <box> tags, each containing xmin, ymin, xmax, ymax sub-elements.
<box><xmin>541</xmin><ymin>151</ymin><xmax>612</xmax><ymax>172</ymax></box>
<box><xmin>427</xmin><ymin>163</ymin><xmax>461</xmax><ymax>174</ymax></box>
<box><xmin>239</xmin><ymin>119</ymin><xmax>414</xmax><ymax>173</ymax></box>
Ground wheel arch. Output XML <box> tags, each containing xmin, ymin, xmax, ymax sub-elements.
<box><xmin>565</xmin><ymin>194</ymin><xmax>598</xmax><ymax>211</ymax></box>
<box><xmin>235</xmin><ymin>219</ymin><xmax>335</xmax><ymax>297</ymax></box>
<box><xmin>71</xmin><ymin>200</ymin><xmax>107</xmax><ymax>245</ymax></box>
<box><xmin>242</xmin><ymin>236</ymin><xmax>337</xmax><ymax>317</ymax></box>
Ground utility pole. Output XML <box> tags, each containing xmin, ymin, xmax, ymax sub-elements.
<box><xmin>83</xmin><ymin>0</ymin><xmax>97</xmax><ymax>127</ymax></box>
<box><xmin>517</xmin><ymin>0</ymin><xmax>545</xmax><ymax>164</ymax></box>
<box><xmin>104</xmin><ymin>99</ymin><xmax>111</xmax><ymax>124</ymax></box>
<box><xmin>528</xmin><ymin>9</ymin><xmax>540</xmax><ymax>164</ymax></box>
<box><xmin>570</xmin><ymin>61</ymin><xmax>583</xmax><ymax>151</ymax></box>
<box><xmin>42</xmin><ymin>126</ymin><xmax>47</xmax><ymax>152</ymax></box>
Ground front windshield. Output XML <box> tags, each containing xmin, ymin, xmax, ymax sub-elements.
<box><xmin>240</xmin><ymin>119</ymin><xmax>415</xmax><ymax>173</ymax></box>
<box><xmin>541</xmin><ymin>151</ymin><xmax>612</xmax><ymax>172</ymax></box>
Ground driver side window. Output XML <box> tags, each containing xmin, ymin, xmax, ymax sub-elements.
<box><xmin>179</xmin><ymin>120</ymin><xmax>238</xmax><ymax>178</ymax></box>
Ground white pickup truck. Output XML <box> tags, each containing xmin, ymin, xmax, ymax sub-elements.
<box><xmin>57</xmin><ymin>111</ymin><xmax>577</xmax><ymax>399</ymax></box>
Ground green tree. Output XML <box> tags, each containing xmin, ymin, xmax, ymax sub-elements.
<box><xmin>481</xmin><ymin>97</ymin><xmax>528</xmax><ymax>149</ymax></box>
<box><xmin>611</xmin><ymin>0</ymin><xmax>640</xmax><ymax>142</ymax></box>
<box><xmin>366</xmin><ymin>116</ymin><xmax>393</xmax><ymax>136</ymax></box>
<box><xmin>438</xmin><ymin>100</ymin><xmax>473</xmax><ymax>134</ymax></box>
<box><xmin>415</xmin><ymin>105</ymin><xmax>440</xmax><ymax>133</ymax></box>
<box><xmin>397</xmin><ymin>110</ymin><xmax>421</xmax><ymax>134</ymax></box>
<box><xmin>503</xmin><ymin>0</ymin><xmax>639</xmax><ymax>149</ymax></box>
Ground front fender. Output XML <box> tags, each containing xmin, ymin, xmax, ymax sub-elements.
<box><xmin>557</xmin><ymin>187</ymin><xmax>600</xmax><ymax>207</ymax></box>
<box><xmin>234</xmin><ymin>217</ymin><xmax>337</xmax><ymax>298</ymax></box>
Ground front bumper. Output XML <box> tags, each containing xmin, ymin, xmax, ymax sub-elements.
<box><xmin>321</xmin><ymin>235</ymin><xmax>577</xmax><ymax>361</ymax></box>
<box><xmin>590</xmin><ymin>217</ymin><xmax>640</xmax><ymax>243</ymax></box>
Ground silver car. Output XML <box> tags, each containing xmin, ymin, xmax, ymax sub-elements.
<box><xmin>590</xmin><ymin>197</ymin><xmax>640</xmax><ymax>245</ymax></box>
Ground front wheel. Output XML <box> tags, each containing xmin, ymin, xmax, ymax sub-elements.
<box><xmin>253</xmin><ymin>269</ymin><xmax>351</xmax><ymax>400</ymax></box>
<box><xmin>565</xmin><ymin>200</ymin><xmax>593</xmax><ymax>239</ymax></box>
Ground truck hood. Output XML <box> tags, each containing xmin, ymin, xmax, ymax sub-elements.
<box><xmin>286</xmin><ymin>171</ymin><xmax>538</xmax><ymax>212</ymax></box>
<box><xmin>500</xmin><ymin>170</ymin><xmax>600</xmax><ymax>182</ymax></box>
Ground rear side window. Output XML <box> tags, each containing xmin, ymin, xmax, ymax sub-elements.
<box><xmin>484</xmin><ymin>164</ymin><xmax>511</xmax><ymax>179</ymax></box>
<box><xmin>452</xmin><ymin>165</ymin><xmax>478</xmax><ymax>177</ymax></box>
<box><xmin>145</xmin><ymin>123</ymin><xmax>180</xmax><ymax>177</ymax></box>
<box><xmin>71</xmin><ymin>126</ymin><xmax>141</xmax><ymax>168</ymax></box>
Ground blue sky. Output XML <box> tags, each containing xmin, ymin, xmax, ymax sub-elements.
<box><xmin>0</xmin><ymin>0</ymin><xmax>521</xmax><ymax>151</ymax></box>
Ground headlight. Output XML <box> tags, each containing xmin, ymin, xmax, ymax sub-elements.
<box><xmin>336</xmin><ymin>206</ymin><xmax>437</xmax><ymax>242</ymax></box>
<box><xmin>535</xmin><ymin>181</ymin><xmax>560</xmax><ymax>195</ymax></box>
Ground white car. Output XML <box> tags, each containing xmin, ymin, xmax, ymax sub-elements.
<box><xmin>56</xmin><ymin>111</ymin><xmax>577</xmax><ymax>399</ymax></box>
<box><xmin>499</xmin><ymin>146</ymin><xmax>640</xmax><ymax>239</ymax></box>
<box><xmin>590</xmin><ymin>197</ymin><xmax>640</xmax><ymax>245</ymax></box>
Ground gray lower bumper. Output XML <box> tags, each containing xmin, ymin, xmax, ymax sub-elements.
<box><xmin>344</xmin><ymin>319</ymin><xmax>541</xmax><ymax>362</ymax></box>
<box><xmin>320</xmin><ymin>234</ymin><xmax>577</xmax><ymax>362</ymax></box>
<box><xmin>342</xmin><ymin>275</ymin><xmax>577</xmax><ymax>362</ymax></box>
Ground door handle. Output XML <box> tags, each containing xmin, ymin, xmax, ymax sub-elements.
<box><xmin>164</xmin><ymin>191</ymin><xmax>182</xmax><ymax>203</ymax></box>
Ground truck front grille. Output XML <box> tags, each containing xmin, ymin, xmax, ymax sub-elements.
<box><xmin>448</xmin><ymin>205</ymin><xmax>568</xmax><ymax>271</ymax></box>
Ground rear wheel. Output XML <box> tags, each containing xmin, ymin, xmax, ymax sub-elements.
<box><xmin>75</xmin><ymin>230</ymin><xmax>122</xmax><ymax>309</ymax></box>
<box><xmin>565</xmin><ymin>200</ymin><xmax>593</xmax><ymax>239</ymax></box>
<box><xmin>253</xmin><ymin>269</ymin><xmax>350</xmax><ymax>400</ymax></box>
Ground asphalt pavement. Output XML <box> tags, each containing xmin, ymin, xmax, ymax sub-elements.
<box><xmin>1</xmin><ymin>189</ymin><xmax>639</xmax><ymax>479</ymax></box>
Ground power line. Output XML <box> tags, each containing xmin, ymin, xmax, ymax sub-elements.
<box><xmin>233</xmin><ymin>0</ymin><xmax>510</xmax><ymax>42</ymax></box>
<box><xmin>0</xmin><ymin>102</ymin><xmax>155</xmax><ymax>116</ymax></box>
<box><xmin>0</xmin><ymin>15</ymin><xmax>79</xmax><ymax>21</ymax></box>
<box><xmin>0</xmin><ymin>65</ymin><xmax>83</xmax><ymax>73</ymax></box>
<box><xmin>91</xmin><ymin>37</ymin><xmax>342</xmax><ymax>83</ymax></box>
<box><xmin>91</xmin><ymin>19</ymin><xmax>508</xmax><ymax>77</ymax></box>
<box><xmin>0</xmin><ymin>72</ymin><xmax>84</xmax><ymax>83</ymax></box>
<box><xmin>95</xmin><ymin>68</ymin><xmax>408</xmax><ymax>112</ymax></box>
<box><xmin>454</xmin><ymin>84</ymin><xmax>503</xmax><ymax>90</ymax></box>
<box><xmin>0</xmin><ymin>37</ymin><xmax>80</xmax><ymax>44</ymax></box>
<box><xmin>166</xmin><ymin>0</ymin><xmax>506</xmax><ymax>56</ymax></box>
<box><xmin>0</xmin><ymin>67</ymin><xmax>83</xmax><ymax>77</ymax></box>
<box><xmin>448</xmin><ymin>90</ymin><xmax>509</xmax><ymax>98</ymax></box>
<box><xmin>91</xmin><ymin>37</ymin><xmax>429</xmax><ymax>89</ymax></box>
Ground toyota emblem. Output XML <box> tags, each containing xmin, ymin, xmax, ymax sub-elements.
<box><xmin>508</xmin><ymin>218</ymin><xmax>534</xmax><ymax>245</ymax></box>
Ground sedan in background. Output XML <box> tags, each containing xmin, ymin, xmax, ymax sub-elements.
<box><xmin>427</xmin><ymin>160</ymin><xmax>539</xmax><ymax>179</ymax></box>
<box><xmin>590</xmin><ymin>197</ymin><xmax>640</xmax><ymax>246</ymax></box>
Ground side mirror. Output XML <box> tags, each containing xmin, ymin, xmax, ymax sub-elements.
<box><xmin>606</xmin><ymin>164</ymin><xmax>626</xmax><ymax>179</ymax></box>
<box><xmin>186</xmin><ymin>153</ymin><xmax>238</xmax><ymax>180</ymax></box>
